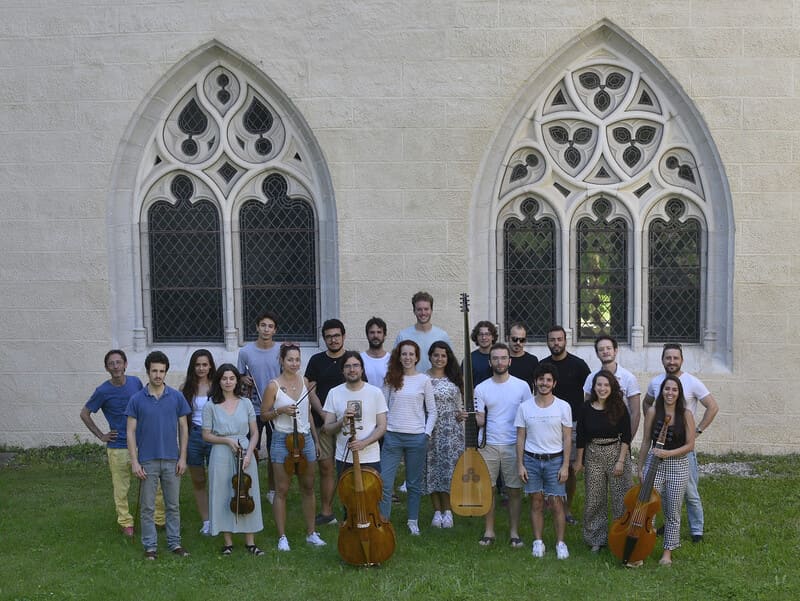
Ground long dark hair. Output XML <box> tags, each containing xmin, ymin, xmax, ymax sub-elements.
<box><xmin>589</xmin><ymin>369</ymin><xmax>626</xmax><ymax>425</ymax></box>
<box><xmin>209</xmin><ymin>363</ymin><xmax>243</xmax><ymax>404</ymax></box>
<box><xmin>428</xmin><ymin>340</ymin><xmax>463</xmax><ymax>395</ymax></box>
<box><xmin>181</xmin><ymin>349</ymin><xmax>216</xmax><ymax>408</ymax></box>
<box><xmin>384</xmin><ymin>339</ymin><xmax>420</xmax><ymax>390</ymax></box>
<box><xmin>655</xmin><ymin>374</ymin><xmax>687</xmax><ymax>440</ymax></box>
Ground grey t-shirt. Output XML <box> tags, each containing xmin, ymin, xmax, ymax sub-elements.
<box><xmin>237</xmin><ymin>342</ymin><xmax>281</xmax><ymax>415</ymax></box>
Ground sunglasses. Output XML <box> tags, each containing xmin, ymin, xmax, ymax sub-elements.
<box><xmin>510</xmin><ymin>337</ymin><xmax>526</xmax><ymax>343</ymax></box>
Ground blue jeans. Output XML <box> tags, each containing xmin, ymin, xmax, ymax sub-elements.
<box><xmin>140</xmin><ymin>459</ymin><xmax>182</xmax><ymax>551</ymax></box>
<box><xmin>379</xmin><ymin>431</ymin><xmax>427</xmax><ymax>520</ymax></box>
<box><xmin>685</xmin><ymin>451</ymin><xmax>704</xmax><ymax>535</ymax></box>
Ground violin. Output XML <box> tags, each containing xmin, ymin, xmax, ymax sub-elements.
<box><xmin>337</xmin><ymin>415</ymin><xmax>396</xmax><ymax>566</ymax></box>
<box><xmin>609</xmin><ymin>415</ymin><xmax>671</xmax><ymax>565</ymax></box>
<box><xmin>284</xmin><ymin>412</ymin><xmax>308</xmax><ymax>476</ymax></box>
<box><xmin>230</xmin><ymin>446</ymin><xmax>255</xmax><ymax>516</ymax></box>
<box><xmin>450</xmin><ymin>292</ymin><xmax>492</xmax><ymax>516</ymax></box>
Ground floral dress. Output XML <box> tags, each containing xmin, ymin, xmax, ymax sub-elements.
<box><xmin>424</xmin><ymin>376</ymin><xmax>465</xmax><ymax>494</ymax></box>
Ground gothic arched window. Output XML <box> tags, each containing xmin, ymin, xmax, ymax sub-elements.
<box><xmin>502</xmin><ymin>198</ymin><xmax>557</xmax><ymax>342</ymax></box>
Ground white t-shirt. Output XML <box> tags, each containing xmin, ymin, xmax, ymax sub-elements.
<box><xmin>474</xmin><ymin>375</ymin><xmax>532</xmax><ymax>446</ymax></box>
<box><xmin>583</xmin><ymin>365</ymin><xmax>641</xmax><ymax>411</ymax></box>
<box><xmin>646</xmin><ymin>372</ymin><xmax>711</xmax><ymax>419</ymax></box>
<box><xmin>323</xmin><ymin>382</ymin><xmax>388</xmax><ymax>464</ymax></box>
<box><xmin>515</xmin><ymin>396</ymin><xmax>572</xmax><ymax>455</ymax></box>
<box><xmin>360</xmin><ymin>351</ymin><xmax>390</xmax><ymax>387</ymax></box>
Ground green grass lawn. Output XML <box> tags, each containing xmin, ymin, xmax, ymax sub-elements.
<box><xmin>0</xmin><ymin>445</ymin><xmax>797</xmax><ymax>601</ymax></box>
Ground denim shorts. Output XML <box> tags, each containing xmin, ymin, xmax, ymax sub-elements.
<box><xmin>270</xmin><ymin>430</ymin><xmax>316</xmax><ymax>463</ymax></box>
<box><xmin>523</xmin><ymin>453</ymin><xmax>566</xmax><ymax>497</ymax></box>
<box><xmin>187</xmin><ymin>426</ymin><xmax>211</xmax><ymax>467</ymax></box>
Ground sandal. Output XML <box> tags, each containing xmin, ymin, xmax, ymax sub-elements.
<box><xmin>510</xmin><ymin>537</ymin><xmax>524</xmax><ymax>548</ymax></box>
<box><xmin>246</xmin><ymin>544</ymin><xmax>265</xmax><ymax>556</ymax></box>
<box><xmin>478</xmin><ymin>536</ymin><xmax>495</xmax><ymax>546</ymax></box>
<box><xmin>221</xmin><ymin>545</ymin><xmax>233</xmax><ymax>556</ymax></box>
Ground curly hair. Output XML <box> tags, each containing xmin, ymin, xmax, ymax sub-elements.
<box><xmin>589</xmin><ymin>369</ymin><xmax>626</xmax><ymax>425</ymax></box>
<box><xmin>384</xmin><ymin>339</ymin><xmax>420</xmax><ymax>390</ymax></box>
<box><xmin>428</xmin><ymin>340</ymin><xmax>463</xmax><ymax>395</ymax></box>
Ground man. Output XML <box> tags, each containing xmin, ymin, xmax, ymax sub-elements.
<box><xmin>540</xmin><ymin>325</ymin><xmax>590</xmax><ymax>525</ymax></box>
<box><xmin>80</xmin><ymin>350</ymin><xmax>165</xmax><ymax>536</ymax></box>
<box><xmin>516</xmin><ymin>363</ymin><xmax>572</xmax><ymax>559</ymax></box>
<box><xmin>322</xmin><ymin>351</ymin><xmax>388</xmax><ymax>476</ymax></box>
<box><xmin>473</xmin><ymin>343</ymin><xmax>531</xmax><ymax>548</ymax></box>
<box><xmin>306</xmin><ymin>318</ymin><xmax>347</xmax><ymax>526</ymax></box>
<box><xmin>643</xmin><ymin>343</ymin><xmax>719</xmax><ymax>543</ymax></box>
<box><xmin>583</xmin><ymin>335</ymin><xmax>641</xmax><ymax>439</ymax></box>
<box><xmin>237</xmin><ymin>310</ymin><xmax>281</xmax><ymax>503</ymax></box>
<box><xmin>394</xmin><ymin>291</ymin><xmax>451</xmax><ymax>372</ymax></box>
<box><xmin>468</xmin><ymin>320</ymin><xmax>497</xmax><ymax>386</ymax></box>
<box><xmin>361</xmin><ymin>316</ymin><xmax>390</xmax><ymax>387</ymax></box>
<box><xmin>506</xmin><ymin>322</ymin><xmax>539</xmax><ymax>391</ymax></box>
<box><xmin>126</xmin><ymin>351</ymin><xmax>191</xmax><ymax>560</ymax></box>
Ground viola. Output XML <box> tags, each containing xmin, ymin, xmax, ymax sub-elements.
<box><xmin>450</xmin><ymin>292</ymin><xmax>492</xmax><ymax>517</ymax></box>
<box><xmin>284</xmin><ymin>413</ymin><xmax>308</xmax><ymax>476</ymax></box>
<box><xmin>230</xmin><ymin>446</ymin><xmax>255</xmax><ymax>516</ymax></box>
<box><xmin>609</xmin><ymin>415</ymin><xmax>671</xmax><ymax>564</ymax></box>
<box><xmin>337</xmin><ymin>415</ymin><xmax>396</xmax><ymax>566</ymax></box>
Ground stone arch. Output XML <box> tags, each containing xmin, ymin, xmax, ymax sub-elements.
<box><xmin>471</xmin><ymin>19</ymin><xmax>733</xmax><ymax>368</ymax></box>
<box><xmin>107</xmin><ymin>40</ymin><xmax>337</xmax><ymax>353</ymax></box>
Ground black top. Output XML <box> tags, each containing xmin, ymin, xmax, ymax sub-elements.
<box><xmin>651</xmin><ymin>417</ymin><xmax>686</xmax><ymax>450</ymax></box>
<box><xmin>540</xmin><ymin>353</ymin><xmax>591</xmax><ymax>416</ymax></box>
<box><xmin>575</xmin><ymin>402</ymin><xmax>632</xmax><ymax>449</ymax></box>
<box><xmin>508</xmin><ymin>352</ymin><xmax>538</xmax><ymax>392</ymax></box>
<box><xmin>304</xmin><ymin>352</ymin><xmax>345</xmax><ymax>427</ymax></box>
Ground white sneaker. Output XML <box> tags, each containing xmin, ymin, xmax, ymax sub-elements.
<box><xmin>431</xmin><ymin>511</ymin><xmax>443</xmax><ymax>528</ymax></box>
<box><xmin>277</xmin><ymin>535</ymin><xmax>290</xmax><ymax>552</ymax></box>
<box><xmin>200</xmin><ymin>520</ymin><xmax>210</xmax><ymax>535</ymax></box>
<box><xmin>556</xmin><ymin>541</ymin><xmax>569</xmax><ymax>560</ymax></box>
<box><xmin>399</xmin><ymin>481</ymin><xmax>407</xmax><ymax>493</ymax></box>
<box><xmin>441</xmin><ymin>511</ymin><xmax>454</xmax><ymax>529</ymax></box>
<box><xmin>266</xmin><ymin>490</ymin><xmax>275</xmax><ymax>505</ymax></box>
<box><xmin>306</xmin><ymin>531</ymin><xmax>327</xmax><ymax>547</ymax></box>
<box><xmin>532</xmin><ymin>539</ymin><xmax>545</xmax><ymax>558</ymax></box>
<box><xmin>407</xmin><ymin>520</ymin><xmax>420</xmax><ymax>536</ymax></box>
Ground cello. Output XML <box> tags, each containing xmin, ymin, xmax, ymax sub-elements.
<box><xmin>449</xmin><ymin>292</ymin><xmax>492</xmax><ymax>517</ymax></box>
<box><xmin>230</xmin><ymin>446</ymin><xmax>256</xmax><ymax>517</ymax></box>
<box><xmin>609</xmin><ymin>415</ymin><xmax>671</xmax><ymax>565</ymax></box>
<box><xmin>337</xmin><ymin>415</ymin><xmax>396</xmax><ymax>566</ymax></box>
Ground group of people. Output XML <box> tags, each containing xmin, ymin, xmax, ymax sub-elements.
<box><xmin>81</xmin><ymin>291</ymin><xmax>718</xmax><ymax>565</ymax></box>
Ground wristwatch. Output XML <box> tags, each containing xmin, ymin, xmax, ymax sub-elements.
<box><xmin>695</xmin><ymin>427</ymin><xmax>703</xmax><ymax>435</ymax></box>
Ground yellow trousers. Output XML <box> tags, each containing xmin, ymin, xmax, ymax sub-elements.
<box><xmin>107</xmin><ymin>448</ymin><xmax>165</xmax><ymax>527</ymax></box>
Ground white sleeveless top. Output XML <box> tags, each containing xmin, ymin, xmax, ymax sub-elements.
<box><xmin>272</xmin><ymin>380</ymin><xmax>310</xmax><ymax>434</ymax></box>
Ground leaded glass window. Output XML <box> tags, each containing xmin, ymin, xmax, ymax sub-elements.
<box><xmin>576</xmin><ymin>198</ymin><xmax>628</xmax><ymax>341</ymax></box>
<box><xmin>648</xmin><ymin>199</ymin><xmax>701</xmax><ymax>342</ymax></box>
<box><xmin>147</xmin><ymin>174</ymin><xmax>224</xmax><ymax>342</ymax></box>
<box><xmin>240</xmin><ymin>173</ymin><xmax>317</xmax><ymax>342</ymax></box>
<box><xmin>503</xmin><ymin>199</ymin><xmax>556</xmax><ymax>342</ymax></box>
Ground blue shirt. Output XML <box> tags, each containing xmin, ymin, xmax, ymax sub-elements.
<box><xmin>84</xmin><ymin>377</ymin><xmax>143</xmax><ymax>449</ymax></box>
<box><xmin>125</xmin><ymin>385</ymin><xmax>191</xmax><ymax>463</ymax></box>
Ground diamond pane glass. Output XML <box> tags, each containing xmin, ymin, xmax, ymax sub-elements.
<box><xmin>503</xmin><ymin>213</ymin><xmax>556</xmax><ymax>342</ymax></box>
<box><xmin>240</xmin><ymin>173</ymin><xmax>317</xmax><ymax>341</ymax></box>
<box><xmin>648</xmin><ymin>213</ymin><xmax>701</xmax><ymax>342</ymax></box>
<box><xmin>148</xmin><ymin>197</ymin><xmax>223</xmax><ymax>342</ymax></box>
<box><xmin>576</xmin><ymin>214</ymin><xmax>628</xmax><ymax>341</ymax></box>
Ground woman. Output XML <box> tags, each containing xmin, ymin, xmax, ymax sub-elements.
<box><xmin>379</xmin><ymin>340</ymin><xmax>437</xmax><ymax>535</ymax></box>
<box><xmin>573</xmin><ymin>370</ymin><xmax>632</xmax><ymax>552</ymax></box>
<box><xmin>425</xmin><ymin>340</ymin><xmax>464</xmax><ymax>529</ymax></box>
<box><xmin>181</xmin><ymin>349</ymin><xmax>216</xmax><ymax>535</ymax></box>
<box><xmin>636</xmin><ymin>374</ymin><xmax>696</xmax><ymax>566</ymax></box>
<box><xmin>262</xmin><ymin>343</ymin><xmax>326</xmax><ymax>551</ymax></box>
<box><xmin>202</xmin><ymin>364</ymin><xmax>264</xmax><ymax>555</ymax></box>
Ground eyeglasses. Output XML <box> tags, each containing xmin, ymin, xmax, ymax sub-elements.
<box><xmin>323</xmin><ymin>333</ymin><xmax>342</xmax><ymax>341</ymax></box>
<box><xmin>343</xmin><ymin>364</ymin><xmax>362</xmax><ymax>370</ymax></box>
<box><xmin>510</xmin><ymin>337</ymin><xmax>526</xmax><ymax>343</ymax></box>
